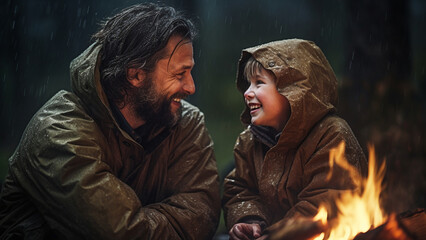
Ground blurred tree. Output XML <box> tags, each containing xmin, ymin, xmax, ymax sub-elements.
<box><xmin>1</xmin><ymin>0</ymin><xmax>97</xmax><ymax>147</ymax></box>
<box><xmin>341</xmin><ymin>0</ymin><xmax>425</xmax><ymax>213</ymax></box>
<box><xmin>1</xmin><ymin>0</ymin><xmax>22</xmax><ymax>148</ymax></box>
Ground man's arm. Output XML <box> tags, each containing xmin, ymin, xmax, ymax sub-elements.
<box><xmin>11</xmin><ymin>99</ymin><xmax>220</xmax><ymax>239</ymax></box>
<box><xmin>143</xmin><ymin>106</ymin><xmax>221</xmax><ymax>239</ymax></box>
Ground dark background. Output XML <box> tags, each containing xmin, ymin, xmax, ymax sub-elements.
<box><xmin>1</xmin><ymin>0</ymin><xmax>425</xmax><ymax>236</ymax></box>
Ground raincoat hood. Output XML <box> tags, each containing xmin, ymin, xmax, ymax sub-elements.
<box><xmin>70</xmin><ymin>42</ymin><xmax>114</xmax><ymax>125</ymax></box>
<box><xmin>69</xmin><ymin>42</ymin><xmax>167</xmax><ymax>144</ymax></box>
<box><xmin>236</xmin><ymin>39</ymin><xmax>338</xmax><ymax>148</ymax></box>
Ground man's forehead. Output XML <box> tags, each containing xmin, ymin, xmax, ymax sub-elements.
<box><xmin>162</xmin><ymin>39</ymin><xmax>194</xmax><ymax>70</ymax></box>
<box><xmin>168</xmin><ymin>57</ymin><xmax>195</xmax><ymax>72</ymax></box>
<box><xmin>164</xmin><ymin>37</ymin><xmax>193</xmax><ymax>56</ymax></box>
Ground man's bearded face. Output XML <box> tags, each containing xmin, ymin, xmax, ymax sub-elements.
<box><xmin>129</xmin><ymin>76</ymin><xmax>184</xmax><ymax>128</ymax></box>
<box><xmin>128</xmin><ymin>36</ymin><xmax>195</xmax><ymax>128</ymax></box>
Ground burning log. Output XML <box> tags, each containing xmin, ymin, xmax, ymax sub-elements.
<box><xmin>353</xmin><ymin>214</ymin><xmax>413</xmax><ymax>240</ymax></box>
<box><xmin>268</xmin><ymin>209</ymin><xmax>425</xmax><ymax>240</ymax></box>
<box><xmin>268</xmin><ymin>217</ymin><xmax>327</xmax><ymax>240</ymax></box>
<box><xmin>352</xmin><ymin>208</ymin><xmax>426</xmax><ymax>240</ymax></box>
<box><xmin>399</xmin><ymin>208</ymin><xmax>426</xmax><ymax>240</ymax></box>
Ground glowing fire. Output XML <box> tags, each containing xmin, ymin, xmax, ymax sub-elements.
<box><xmin>313</xmin><ymin>141</ymin><xmax>387</xmax><ymax>240</ymax></box>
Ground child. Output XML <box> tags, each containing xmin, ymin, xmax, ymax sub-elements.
<box><xmin>222</xmin><ymin>39</ymin><xmax>367</xmax><ymax>240</ymax></box>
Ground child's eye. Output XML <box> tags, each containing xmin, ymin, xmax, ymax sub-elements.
<box><xmin>256</xmin><ymin>80</ymin><xmax>264</xmax><ymax>85</ymax></box>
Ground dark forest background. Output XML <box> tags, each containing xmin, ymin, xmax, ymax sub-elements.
<box><xmin>1</xmin><ymin>0</ymin><xmax>425</xmax><ymax>236</ymax></box>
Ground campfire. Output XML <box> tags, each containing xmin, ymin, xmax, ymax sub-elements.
<box><xmin>270</xmin><ymin>141</ymin><xmax>425</xmax><ymax>240</ymax></box>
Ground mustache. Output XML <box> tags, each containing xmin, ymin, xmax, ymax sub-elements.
<box><xmin>170</xmin><ymin>92</ymin><xmax>188</xmax><ymax>101</ymax></box>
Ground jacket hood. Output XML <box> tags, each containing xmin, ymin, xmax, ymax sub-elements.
<box><xmin>70</xmin><ymin>42</ymin><xmax>115</xmax><ymax>125</ymax></box>
<box><xmin>236</xmin><ymin>39</ymin><xmax>338</xmax><ymax>149</ymax></box>
<box><xmin>69</xmin><ymin>43</ymin><xmax>178</xmax><ymax>147</ymax></box>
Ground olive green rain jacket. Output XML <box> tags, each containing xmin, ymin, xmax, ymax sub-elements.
<box><xmin>0</xmin><ymin>43</ymin><xmax>221</xmax><ymax>239</ymax></box>
<box><xmin>222</xmin><ymin>39</ymin><xmax>367</xmax><ymax>230</ymax></box>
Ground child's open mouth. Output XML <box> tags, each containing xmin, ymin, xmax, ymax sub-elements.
<box><xmin>249</xmin><ymin>103</ymin><xmax>261</xmax><ymax>113</ymax></box>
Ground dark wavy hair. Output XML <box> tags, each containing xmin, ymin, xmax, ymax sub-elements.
<box><xmin>92</xmin><ymin>3</ymin><xmax>197</xmax><ymax>104</ymax></box>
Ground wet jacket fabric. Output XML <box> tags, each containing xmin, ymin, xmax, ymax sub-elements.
<box><xmin>0</xmin><ymin>42</ymin><xmax>221</xmax><ymax>239</ymax></box>
<box><xmin>222</xmin><ymin>39</ymin><xmax>367</xmax><ymax>230</ymax></box>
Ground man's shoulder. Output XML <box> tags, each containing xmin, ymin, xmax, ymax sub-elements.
<box><xmin>35</xmin><ymin>90</ymin><xmax>93</xmax><ymax>123</ymax></box>
<box><xmin>10</xmin><ymin>90</ymin><xmax>104</xmax><ymax>165</ymax></box>
<box><xmin>181</xmin><ymin>100</ymin><xmax>202</xmax><ymax>114</ymax></box>
<box><xmin>168</xmin><ymin>100</ymin><xmax>210</xmax><ymax>142</ymax></box>
<box><xmin>166</xmin><ymin>100</ymin><xmax>213</xmax><ymax>149</ymax></box>
<box><xmin>27</xmin><ymin>90</ymin><xmax>100</xmax><ymax>140</ymax></box>
<box><xmin>179</xmin><ymin>100</ymin><xmax>205</xmax><ymax>125</ymax></box>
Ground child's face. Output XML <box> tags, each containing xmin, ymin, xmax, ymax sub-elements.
<box><xmin>244</xmin><ymin>67</ymin><xmax>291</xmax><ymax>131</ymax></box>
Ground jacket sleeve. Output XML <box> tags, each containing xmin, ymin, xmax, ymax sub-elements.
<box><xmin>12</xmin><ymin>102</ymin><xmax>220</xmax><ymax>239</ymax></box>
<box><xmin>222</xmin><ymin>131</ymin><xmax>269</xmax><ymax>230</ymax></box>
<box><xmin>270</xmin><ymin>118</ymin><xmax>367</xmax><ymax>229</ymax></box>
<box><xmin>142</xmin><ymin>109</ymin><xmax>221</xmax><ymax>239</ymax></box>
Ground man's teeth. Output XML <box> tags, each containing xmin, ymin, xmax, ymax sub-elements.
<box><xmin>173</xmin><ymin>98</ymin><xmax>181</xmax><ymax>103</ymax></box>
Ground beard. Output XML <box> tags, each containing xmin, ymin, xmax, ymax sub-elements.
<box><xmin>128</xmin><ymin>76</ymin><xmax>183</xmax><ymax>128</ymax></box>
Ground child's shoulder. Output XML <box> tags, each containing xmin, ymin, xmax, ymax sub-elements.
<box><xmin>317</xmin><ymin>114</ymin><xmax>351</xmax><ymax>131</ymax></box>
<box><xmin>308</xmin><ymin>114</ymin><xmax>355</xmax><ymax>142</ymax></box>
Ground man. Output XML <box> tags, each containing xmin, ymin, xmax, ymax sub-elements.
<box><xmin>0</xmin><ymin>3</ymin><xmax>220</xmax><ymax>239</ymax></box>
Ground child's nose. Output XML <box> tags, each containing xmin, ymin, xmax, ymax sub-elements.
<box><xmin>244</xmin><ymin>89</ymin><xmax>255</xmax><ymax>99</ymax></box>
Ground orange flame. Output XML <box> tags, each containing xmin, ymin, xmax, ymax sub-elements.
<box><xmin>313</xmin><ymin>141</ymin><xmax>387</xmax><ymax>240</ymax></box>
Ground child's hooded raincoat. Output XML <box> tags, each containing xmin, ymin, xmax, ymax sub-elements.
<box><xmin>223</xmin><ymin>39</ymin><xmax>367</xmax><ymax>230</ymax></box>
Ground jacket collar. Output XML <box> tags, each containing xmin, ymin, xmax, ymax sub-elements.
<box><xmin>249</xmin><ymin>125</ymin><xmax>281</xmax><ymax>148</ymax></box>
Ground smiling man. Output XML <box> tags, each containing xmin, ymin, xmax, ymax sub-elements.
<box><xmin>0</xmin><ymin>3</ymin><xmax>220</xmax><ymax>239</ymax></box>
<box><xmin>123</xmin><ymin>35</ymin><xmax>196</xmax><ymax>129</ymax></box>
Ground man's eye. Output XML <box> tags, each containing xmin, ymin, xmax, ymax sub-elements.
<box><xmin>176</xmin><ymin>72</ymin><xmax>185</xmax><ymax>79</ymax></box>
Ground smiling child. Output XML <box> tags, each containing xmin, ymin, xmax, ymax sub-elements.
<box><xmin>222</xmin><ymin>39</ymin><xmax>368</xmax><ymax>240</ymax></box>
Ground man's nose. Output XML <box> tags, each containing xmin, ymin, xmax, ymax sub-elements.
<box><xmin>183</xmin><ymin>74</ymin><xmax>196</xmax><ymax>95</ymax></box>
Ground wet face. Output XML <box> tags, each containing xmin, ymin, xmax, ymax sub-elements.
<box><xmin>131</xmin><ymin>35</ymin><xmax>195</xmax><ymax>127</ymax></box>
<box><xmin>244</xmin><ymin>67</ymin><xmax>291</xmax><ymax>131</ymax></box>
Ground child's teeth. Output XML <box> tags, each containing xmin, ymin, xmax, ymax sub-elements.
<box><xmin>250</xmin><ymin>104</ymin><xmax>260</xmax><ymax>110</ymax></box>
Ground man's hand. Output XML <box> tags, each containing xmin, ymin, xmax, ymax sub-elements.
<box><xmin>229</xmin><ymin>223</ymin><xmax>264</xmax><ymax>240</ymax></box>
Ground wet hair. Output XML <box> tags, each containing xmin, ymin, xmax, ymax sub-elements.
<box><xmin>92</xmin><ymin>3</ymin><xmax>197</xmax><ymax>104</ymax></box>
<box><xmin>243</xmin><ymin>56</ymin><xmax>265</xmax><ymax>83</ymax></box>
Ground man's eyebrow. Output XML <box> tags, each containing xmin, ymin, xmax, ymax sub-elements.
<box><xmin>170</xmin><ymin>64</ymin><xmax>193</xmax><ymax>73</ymax></box>
<box><xmin>177</xmin><ymin>61</ymin><xmax>195</xmax><ymax>70</ymax></box>
<box><xmin>182</xmin><ymin>64</ymin><xmax>193</xmax><ymax>70</ymax></box>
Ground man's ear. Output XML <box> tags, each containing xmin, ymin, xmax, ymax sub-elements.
<box><xmin>127</xmin><ymin>68</ymin><xmax>146</xmax><ymax>87</ymax></box>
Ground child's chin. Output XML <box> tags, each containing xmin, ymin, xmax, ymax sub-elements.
<box><xmin>251</xmin><ymin>119</ymin><xmax>260</xmax><ymax>126</ymax></box>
